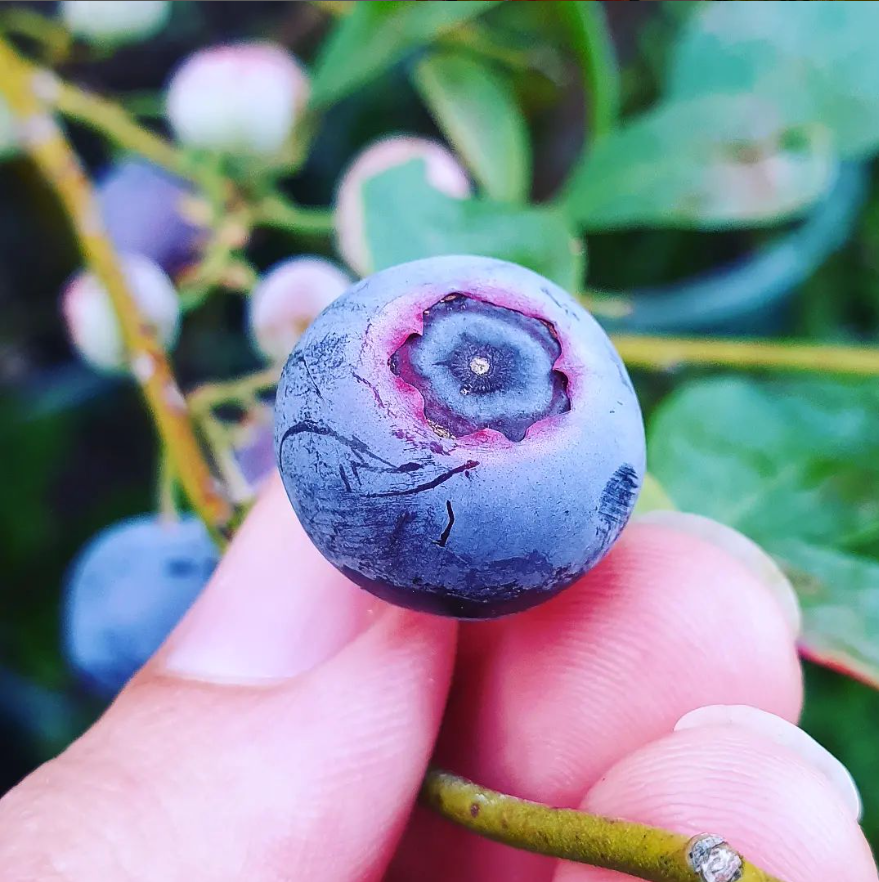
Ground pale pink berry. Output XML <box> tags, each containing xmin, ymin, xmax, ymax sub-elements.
<box><xmin>61</xmin><ymin>1</ymin><xmax>170</xmax><ymax>45</ymax></box>
<box><xmin>248</xmin><ymin>257</ymin><xmax>352</xmax><ymax>364</ymax></box>
<box><xmin>62</xmin><ymin>255</ymin><xmax>180</xmax><ymax>372</ymax></box>
<box><xmin>334</xmin><ymin>135</ymin><xmax>471</xmax><ymax>276</ymax></box>
<box><xmin>165</xmin><ymin>43</ymin><xmax>309</xmax><ymax>157</ymax></box>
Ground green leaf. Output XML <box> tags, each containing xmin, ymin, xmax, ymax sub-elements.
<box><xmin>361</xmin><ymin>159</ymin><xmax>584</xmax><ymax>291</ymax></box>
<box><xmin>0</xmin><ymin>97</ymin><xmax>18</xmax><ymax>160</ymax></box>
<box><xmin>561</xmin><ymin>94</ymin><xmax>836</xmax><ymax>231</ymax></box>
<box><xmin>669</xmin><ymin>1</ymin><xmax>879</xmax><ymax>158</ymax></box>
<box><xmin>649</xmin><ymin>376</ymin><xmax>879</xmax><ymax>686</ymax></box>
<box><xmin>310</xmin><ymin>1</ymin><xmax>499</xmax><ymax>108</ymax></box>
<box><xmin>555</xmin><ymin>0</ymin><xmax>619</xmax><ymax>138</ymax></box>
<box><xmin>414</xmin><ymin>50</ymin><xmax>531</xmax><ymax>203</ymax></box>
<box><xmin>776</xmin><ymin>542</ymin><xmax>879</xmax><ymax>687</ymax></box>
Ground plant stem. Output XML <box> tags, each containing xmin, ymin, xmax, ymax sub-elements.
<box><xmin>255</xmin><ymin>194</ymin><xmax>335</xmax><ymax>236</ymax></box>
<box><xmin>0</xmin><ymin>7</ymin><xmax>72</xmax><ymax>62</ymax></box>
<box><xmin>157</xmin><ymin>451</ymin><xmax>179</xmax><ymax>521</ymax></box>
<box><xmin>0</xmin><ymin>36</ymin><xmax>232</xmax><ymax>538</ymax></box>
<box><xmin>422</xmin><ymin>769</ymin><xmax>785</xmax><ymax>882</ymax></box>
<box><xmin>612</xmin><ymin>334</ymin><xmax>879</xmax><ymax>376</ymax></box>
<box><xmin>187</xmin><ymin>367</ymin><xmax>280</xmax><ymax>415</ymax></box>
<box><xmin>52</xmin><ymin>72</ymin><xmax>329</xmax><ymax>236</ymax></box>
<box><xmin>55</xmin><ymin>78</ymin><xmax>214</xmax><ymax>185</ymax></box>
<box><xmin>557</xmin><ymin>0</ymin><xmax>620</xmax><ymax>140</ymax></box>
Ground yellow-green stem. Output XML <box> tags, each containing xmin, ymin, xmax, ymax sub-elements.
<box><xmin>56</xmin><ymin>78</ymin><xmax>215</xmax><ymax>186</ymax></box>
<box><xmin>0</xmin><ymin>7</ymin><xmax>72</xmax><ymax>62</ymax></box>
<box><xmin>52</xmin><ymin>71</ymin><xmax>329</xmax><ymax>235</ymax></box>
<box><xmin>0</xmin><ymin>36</ymin><xmax>232</xmax><ymax>538</ymax></box>
<box><xmin>187</xmin><ymin>367</ymin><xmax>280</xmax><ymax>416</ymax></box>
<box><xmin>422</xmin><ymin>770</ymin><xmax>786</xmax><ymax>882</ymax></box>
<box><xmin>255</xmin><ymin>194</ymin><xmax>335</xmax><ymax>236</ymax></box>
<box><xmin>612</xmin><ymin>334</ymin><xmax>879</xmax><ymax>376</ymax></box>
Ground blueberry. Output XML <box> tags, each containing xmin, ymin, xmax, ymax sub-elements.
<box><xmin>63</xmin><ymin>515</ymin><xmax>218</xmax><ymax>697</ymax></box>
<box><xmin>233</xmin><ymin>403</ymin><xmax>276</xmax><ymax>489</ymax></box>
<box><xmin>97</xmin><ymin>158</ymin><xmax>207</xmax><ymax>274</ymax></box>
<box><xmin>248</xmin><ymin>257</ymin><xmax>352</xmax><ymax>364</ymax></box>
<box><xmin>61</xmin><ymin>253</ymin><xmax>180</xmax><ymax>372</ymax></box>
<box><xmin>61</xmin><ymin>1</ymin><xmax>170</xmax><ymax>46</ymax></box>
<box><xmin>165</xmin><ymin>43</ymin><xmax>310</xmax><ymax>157</ymax></box>
<box><xmin>274</xmin><ymin>255</ymin><xmax>645</xmax><ymax>619</ymax></box>
<box><xmin>334</xmin><ymin>136</ymin><xmax>471</xmax><ymax>276</ymax></box>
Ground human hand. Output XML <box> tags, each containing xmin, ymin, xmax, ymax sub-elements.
<box><xmin>1</xmin><ymin>477</ymin><xmax>875</xmax><ymax>881</ymax></box>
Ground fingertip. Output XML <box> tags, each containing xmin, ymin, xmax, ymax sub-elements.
<box><xmin>634</xmin><ymin>511</ymin><xmax>802</xmax><ymax>637</ymax></box>
<box><xmin>674</xmin><ymin>705</ymin><xmax>862</xmax><ymax>821</ymax></box>
<box><xmin>555</xmin><ymin>724</ymin><xmax>876</xmax><ymax>882</ymax></box>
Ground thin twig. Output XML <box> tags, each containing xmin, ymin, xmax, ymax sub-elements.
<box><xmin>0</xmin><ymin>36</ymin><xmax>232</xmax><ymax>537</ymax></box>
<box><xmin>187</xmin><ymin>367</ymin><xmax>280</xmax><ymax>415</ymax></box>
<box><xmin>422</xmin><ymin>769</ymin><xmax>786</xmax><ymax>882</ymax></box>
<box><xmin>255</xmin><ymin>193</ymin><xmax>335</xmax><ymax>236</ymax></box>
<box><xmin>612</xmin><ymin>334</ymin><xmax>879</xmax><ymax>376</ymax></box>
<box><xmin>52</xmin><ymin>70</ymin><xmax>330</xmax><ymax>235</ymax></box>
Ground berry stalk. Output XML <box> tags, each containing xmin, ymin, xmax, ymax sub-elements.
<box><xmin>0</xmin><ymin>35</ymin><xmax>232</xmax><ymax>537</ymax></box>
<box><xmin>422</xmin><ymin>769</ymin><xmax>786</xmax><ymax>882</ymax></box>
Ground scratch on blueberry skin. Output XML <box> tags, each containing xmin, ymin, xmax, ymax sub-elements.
<box><xmin>301</xmin><ymin>353</ymin><xmax>324</xmax><ymax>401</ymax></box>
<box><xmin>370</xmin><ymin>461</ymin><xmax>479</xmax><ymax>497</ymax></box>
<box><xmin>596</xmin><ymin>464</ymin><xmax>639</xmax><ymax>549</ymax></box>
<box><xmin>350</xmin><ymin>458</ymin><xmax>423</xmax><ymax>484</ymax></box>
<box><xmin>541</xmin><ymin>285</ymin><xmax>577</xmax><ymax>321</ymax></box>
<box><xmin>354</xmin><ymin>372</ymin><xmax>385</xmax><ymax>408</ymax></box>
<box><xmin>338</xmin><ymin>464</ymin><xmax>352</xmax><ymax>492</ymax></box>
<box><xmin>437</xmin><ymin>500</ymin><xmax>455</xmax><ymax>547</ymax></box>
<box><xmin>389</xmin><ymin>511</ymin><xmax>416</xmax><ymax>554</ymax></box>
<box><xmin>280</xmin><ymin>421</ymin><xmax>397</xmax><ymax>468</ymax></box>
<box><xmin>282</xmin><ymin>421</ymin><xmax>426</xmax><ymax>489</ymax></box>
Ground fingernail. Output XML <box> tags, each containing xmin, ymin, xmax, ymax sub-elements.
<box><xmin>634</xmin><ymin>511</ymin><xmax>801</xmax><ymax>637</ymax></box>
<box><xmin>675</xmin><ymin>704</ymin><xmax>862</xmax><ymax>820</ymax></box>
<box><xmin>162</xmin><ymin>477</ymin><xmax>383</xmax><ymax>682</ymax></box>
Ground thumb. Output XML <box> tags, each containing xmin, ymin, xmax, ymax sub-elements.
<box><xmin>0</xmin><ymin>477</ymin><xmax>457</xmax><ymax>881</ymax></box>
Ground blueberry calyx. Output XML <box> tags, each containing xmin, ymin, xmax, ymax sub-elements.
<box><xmin>389</xmin><ymin>294</ymin><xmax>571</xmax><ymax>442</ymax></box>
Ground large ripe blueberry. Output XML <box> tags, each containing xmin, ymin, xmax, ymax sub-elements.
<box><xmin>63</xmin><ymin>515</ymin><xmax>218</xmax><ymax>697</ymax></box>
<box><xmin>274</xmin><ymin>256</ymin><xmax>645</xmax><ymax>618</ymax></box>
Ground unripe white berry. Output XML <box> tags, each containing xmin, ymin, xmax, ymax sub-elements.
<box><xmin>165</xmin><ymin>43</ymin><xmax>310</xmax><ymax>157</ymax></box>
<box><xmin>62</xmin><ymin>254</ymin><xmax>180</xmax><ymax>372</ymax></box>
<box><xmin>248</xmin><ymin>257</ymin><xmax>352</xmax><ymax>364</ymax></box>
<box><xmin>61</xmin><ymin>1</ymin><xmax>170</xmax><ymax>45</ymax></box>
<box><xmin>334</xmin><ymin>135</ymin><xmax>471</xmax><ymax>276</ymax></box>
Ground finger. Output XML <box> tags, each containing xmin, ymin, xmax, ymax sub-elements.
<box><xmin>391</xmin><ymin>513</ymin><xmax>803</xmax><ymax>882</ymax></box>
<box><xmin>0</xmin><ymin>476</ymin><xmax>457</xmax><ymax>882</ymax></box>
<box><xmin>553</xmin><ymin>706</ymin><xmax>875</xmax><ymax>882</ymax></box>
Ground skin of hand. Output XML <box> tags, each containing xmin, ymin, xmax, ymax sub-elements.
<box><xmin>0</xmin><ymin>475</ymin><xmax>875</xmax><ymax>882</ymax></box>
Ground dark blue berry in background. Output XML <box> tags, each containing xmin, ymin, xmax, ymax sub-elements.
<box><xmin>63</xmin><ymin>515</ymin><xmax>218</xmax><ymax>697</ymax></box>
<box><xmin>97</xmin><ymin>158</ymin><xmax>207</xmax><ymax>275</ymax></box>
<box><xmin>274</xmin><ymin>256</ymin><xmax>645</xmax><ymax>619</ymax></box>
